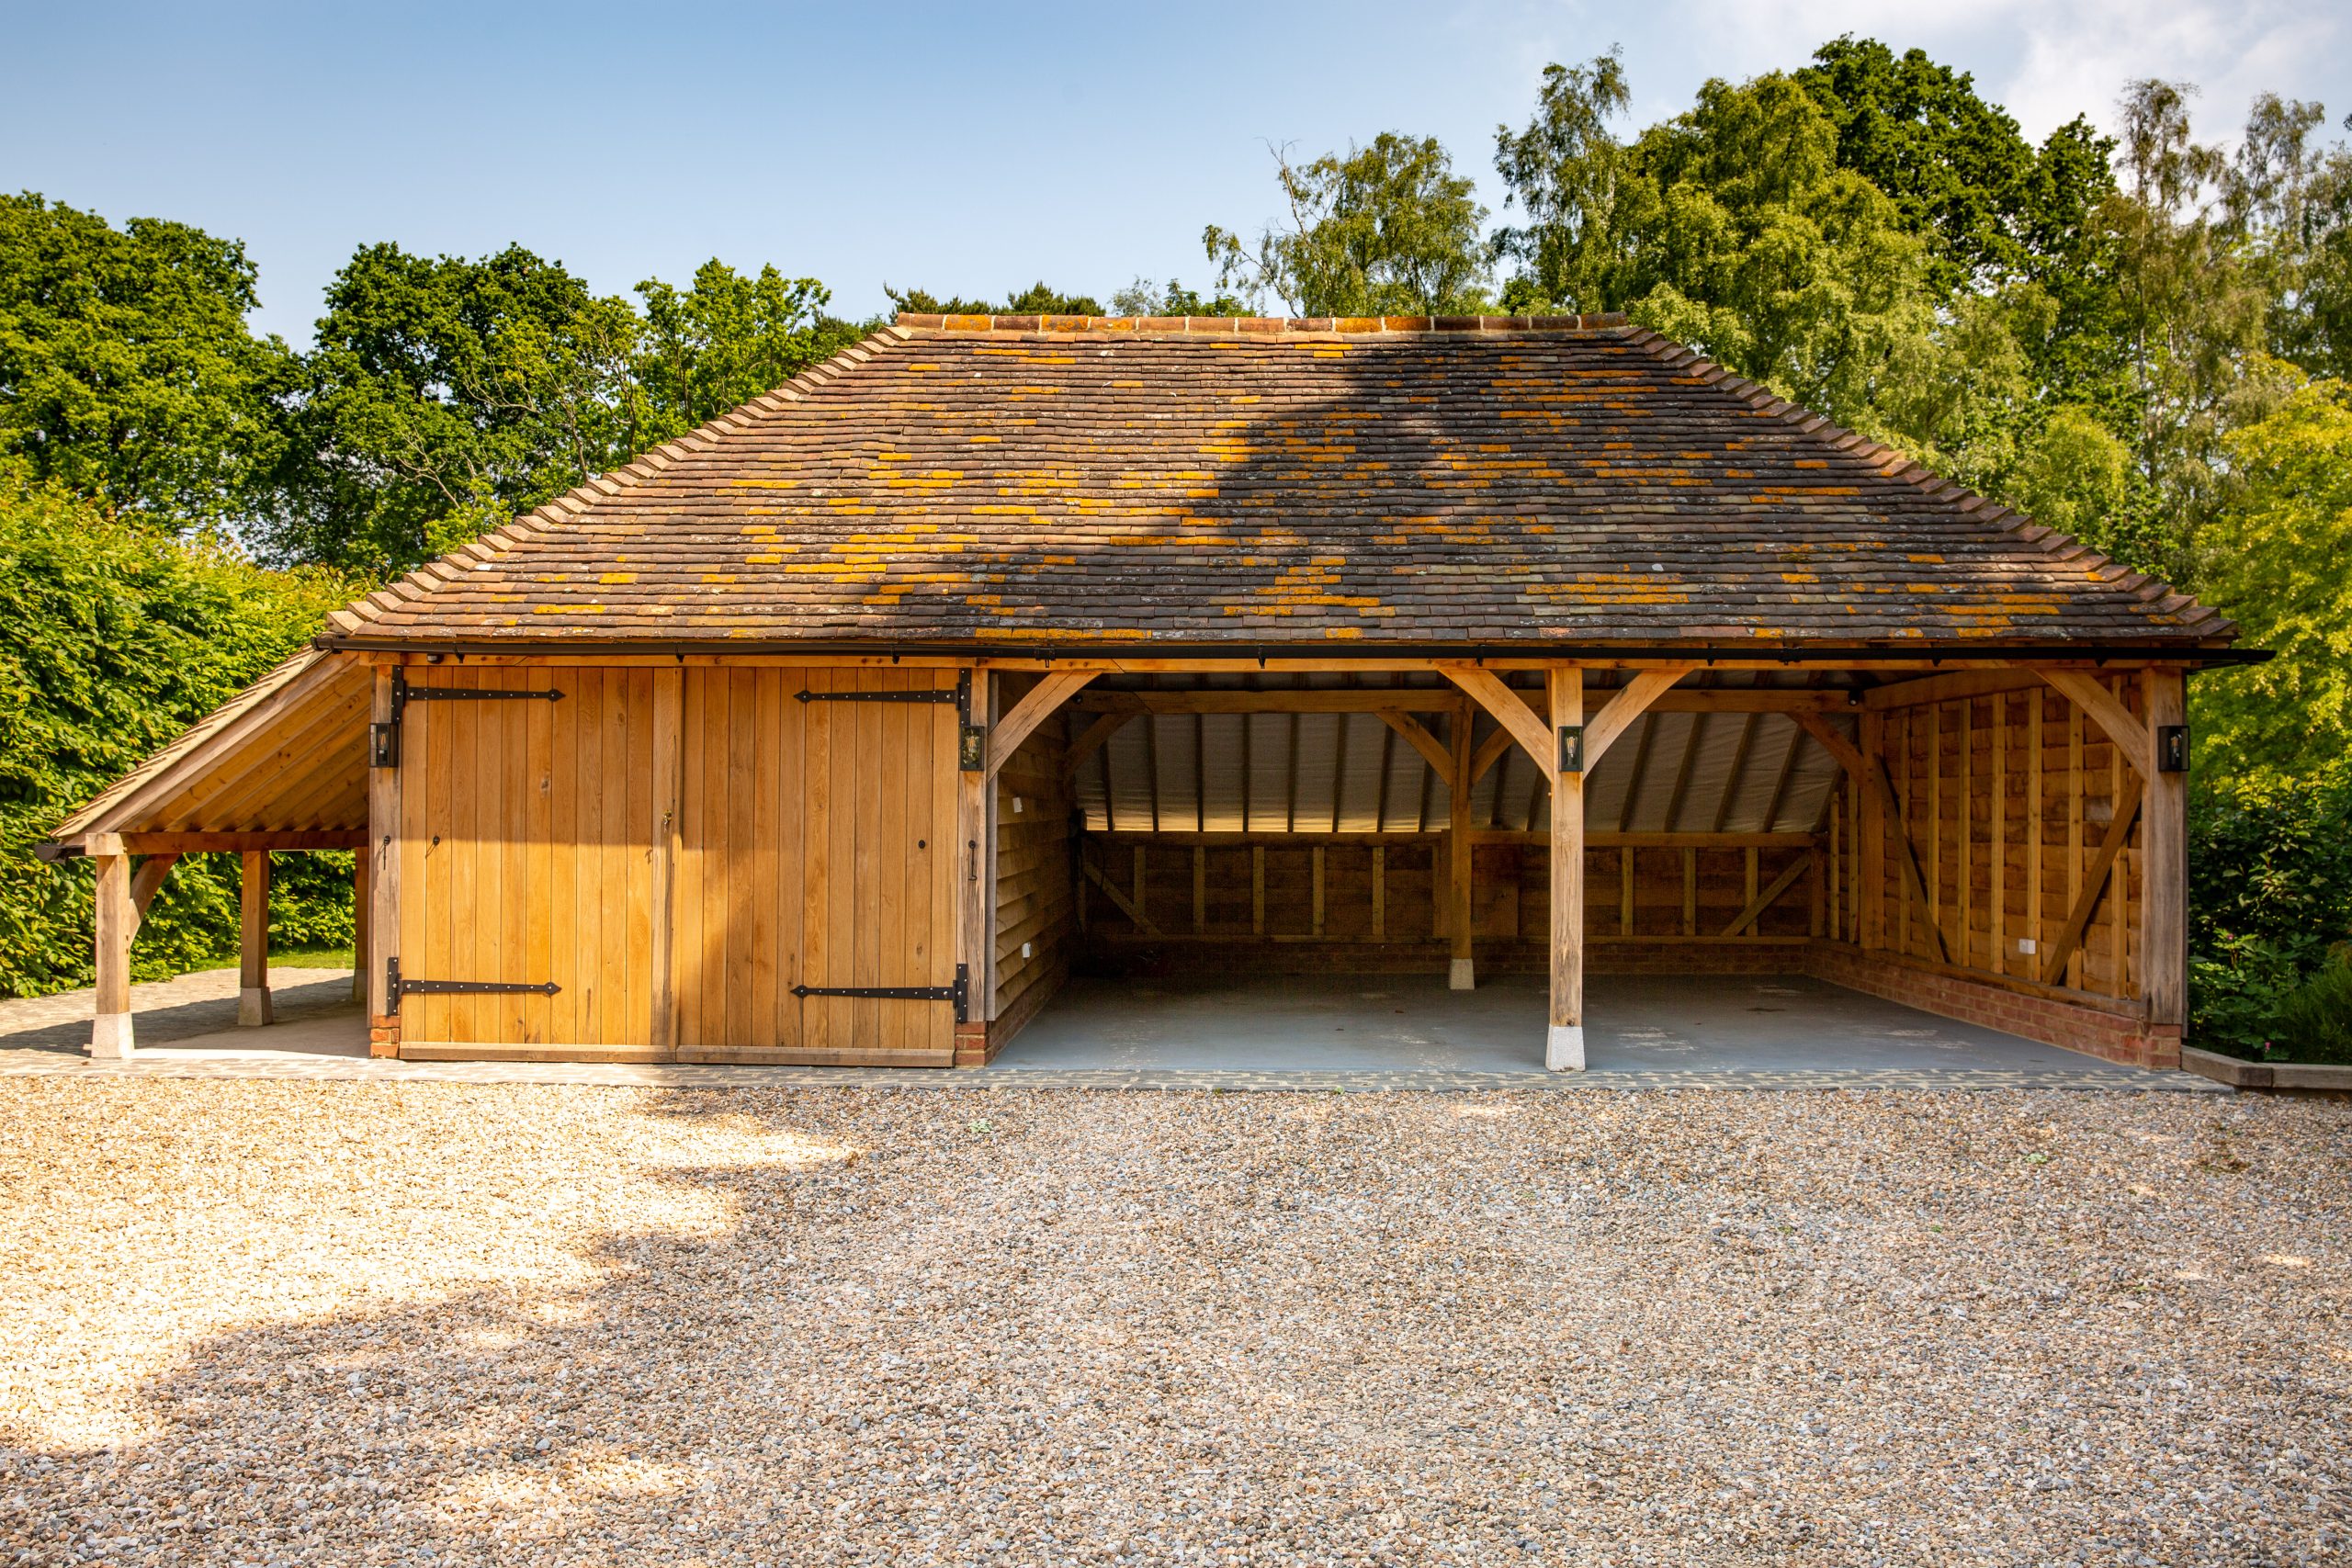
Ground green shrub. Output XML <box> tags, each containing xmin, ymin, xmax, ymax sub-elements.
<box><xmin>2187</xmin><ymin>759</ymin><xmax>2352</xmax><ymax>1058</ymax></box>
<box><xmin>0</xmin><ymin>460</ymin><xmax>362</xmax><ymax>996</ymax></box>
<box><xmin>2268</xmin><ymin>950</ymin><xmax>2352</xmax><ymax>1065</ymax></box>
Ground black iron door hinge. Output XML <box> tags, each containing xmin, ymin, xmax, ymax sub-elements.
<box><xmin>792</xmin><ymin>964</ymin><xmax>968</xmax><ymax>1023</ymax></box>
<box><xmin>373</xmin><ymin>670</ymin><xmax>565</xmax><ymax>769</ymax></box>
<box><xmin>385</xmin><ymin>955</ymin><xmax>560</xmax><ymax>1010</ymax></box>
<box><xmin>797</xmin><ymin>671</ymin><xmax>985</xmax><ymax>771</ymax></box>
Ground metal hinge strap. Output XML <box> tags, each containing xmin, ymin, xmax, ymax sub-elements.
<box><xmin>792</xmin><ymin>964</ymin><xmax>968</xmax><ymax>1023</ymax></box>
<box><xmin>385</xmin><ymin>956</ymin><xmax>560</xmax><ymax>1010</ymax></box>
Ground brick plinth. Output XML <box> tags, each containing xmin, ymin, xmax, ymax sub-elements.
<box><xmin>1805</xmin><ymin>942</ymin><xmax>2178</xmax><ymax>1069</ymax></box>
<box><xmin>368</xmin><ymin>1014</ymin><xmax>401</xmax><ymax>1059</ymax></box>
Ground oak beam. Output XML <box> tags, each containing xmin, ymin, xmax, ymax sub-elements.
<box><xmin>1081</xmin><ymin>852</ymin><xmax>1161</xmax><ymax>935</ymax></box>
<box><xmin>1791</xmin><ymin>713</ymin><xmax>1868</xmax><ymax>782</ymax></box>
<box><xmin>1440</xmin><ymin>666</ymin><xmax>1553</xmax><ymax>774</ymax></box>
<box><xmin>1061</xmin><ymin>711</ymin><xmax>1130</xmax><ymax>785</ymax></box>
<box><xmin>991</xmin><ymin>669</ymin><xmax>1101</xmax><ymax>778</ymax></box>
<box><xmin>2041</xmin><ymin>776</ymin><xmax>2146</xmax><ymax>986</ymax></box>
<box><xmin>1376</xmin><ymin>709</ymin><xmax>1455</xmax><ymax>778</ymax></box>
<box><xmin>1722</xmin><ymin>855</ymin><xmax>1811</xmax><ymax>937</ymax></box>
<box><xmin>1584</xmin><ymin>666</ymin><xmax>1699</xmax><ymax>768</ymax></box>
<box><xmin>127</xmin><ymin>853</ymin><xmax>181</xmax><ymax>939</ymax></box>
<box><xmin>2040</xmin><ymin>671</ymin><xmax>2152</xmax><ymax>774</ymax></box>
<box><xmin>1873</xmin><ymin>757</ymin><xmax>1950</xmax><ymax>964</ymax></box>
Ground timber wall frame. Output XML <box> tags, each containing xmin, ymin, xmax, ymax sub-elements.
<box><xmin>62</xmin><ymin>649</ymin><xmax>2196</xmax><ymax>1071</ymax></box>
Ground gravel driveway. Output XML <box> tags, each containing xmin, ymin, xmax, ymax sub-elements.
<box><xmin>2</xmin><ymin>1080</ymin><xmax>2346</xmax><ymax>1566</ymax></box>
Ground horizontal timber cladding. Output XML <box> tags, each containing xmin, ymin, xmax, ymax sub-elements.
<box><xmin>392</xmin><ymin>663</ymin><xmax>957</xmax><ymax>1063</ymax></box>
<box><xmin>1856</xmin><ymin>676</ymin><xmax>2143</xmax><ymax>1006</ymax></box>
<box><xmin>990</xmin><ymin>673</ymin><xmax>1077</xmax><ymax>1043</ymax></box>
<box><xmin>675</xmin><ymin>666</ymin><xmax>957</xmax><ymax>1066</ymax></box>
<box><xmin>1073</xmin><ymin>832</ymin><xmax>1816</xmax><ymax>967</ymax></box>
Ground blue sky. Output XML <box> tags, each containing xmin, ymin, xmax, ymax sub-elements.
<box><xmin>8</xmin><ymin>1</ymin><xmax>2348</xmax><ymax>342</ymax></box>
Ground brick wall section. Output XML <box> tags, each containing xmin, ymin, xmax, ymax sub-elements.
<box><xmin>1805</xmin><ymin>942</ymin><xmax>2179</xmax><ymax>1069</ymax></box>
<box><xmin>369</xmin><ymin>1014</ymin><xmax>400</xmax><ymax>1058</ymax></box>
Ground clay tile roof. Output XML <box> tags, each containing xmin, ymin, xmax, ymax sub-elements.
<box><xmin>320</xmin><ymin>315</ymin><xmax>2237</xmax><ymax>654</ymax></box>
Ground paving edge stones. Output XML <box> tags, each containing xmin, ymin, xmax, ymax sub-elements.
<box><xmin>0</xmin><ymin>1053</ymin><xmax>2227</xmax><ymax>1093</ymax></box>
<box><xmin>2182</xmin><ymin>1044</ymin><xmax>2352</xmax><ymax>1092</ymax></box>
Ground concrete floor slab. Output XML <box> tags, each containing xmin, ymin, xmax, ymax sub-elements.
<box><xmin>996</xmin><ymin>972</ymin><xmax>2153</xmax><ymax>1077</ymax></box>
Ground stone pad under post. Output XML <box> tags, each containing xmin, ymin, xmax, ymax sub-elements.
<box><xmin>1545</xmin><ymin>1024</ymin><xmax>1586</xmax><ymax>1072</ymax></box>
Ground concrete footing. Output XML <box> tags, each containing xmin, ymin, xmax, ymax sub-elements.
<box><xmin>90</xmin><ymin>1011</ymin><xmax>135</xmax><ymax>1060</ymax></box>
<box><xmin>1448</xmin><ymin>958</ymin><xmax>1475</xmax><ymax>991</ymax></box>
<box><xmin>237</xmin><ymin>986</ymin><xmax>274</xmax><ymax>1028</ymax></box>
<box><xmin>1545</xmin><ymin>1023</ymin><xmax>1586</xmax><ymax>1071</ymax></box>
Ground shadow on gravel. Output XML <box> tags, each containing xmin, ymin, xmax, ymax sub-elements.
<box><xmin>6</xmin><ymin>1086</ymin><xmax>2349</xmax><ymax>1567</ymax></box>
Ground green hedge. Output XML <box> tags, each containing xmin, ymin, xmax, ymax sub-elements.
<box><xmin>2187</xmin><ymin>759</ymin><xmax>2352</xmax><ymax>1059</ymax></box>
<box><xmin>0</xmin><ymin>462</ymin><xmax>362</xmax><ymax>996</ymax></box>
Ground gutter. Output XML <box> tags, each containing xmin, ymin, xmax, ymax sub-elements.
<box><xmin>312</xmin><ymin>635</ymin><xmax>2274</xmax><ymax>668</ymax></box>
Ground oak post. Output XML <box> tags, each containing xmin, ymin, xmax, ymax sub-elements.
<box><xmin>238</xmin><ymin>850</ymin><xmax>273</xmax><ymax>1027</ymax></box>
<box><xmin>91</xmin><ymin>853</ymin><xmax>135</xmax><ymax>1058</ymax></box>
<box><xmin>1860</xmin><ymin>710</ymin><xmax>1887</xmax><ymax>952</ymax></box>
<box><xmin>1447</xmin><ymin>704</ymin><xmax>1475</xmax><ymax>989</ymax></box>
<box><xmin>350</xmin><ymin>852</ymin><xmax>369</xmax><ymax>1005</ymax></box>
<box><xmin>955</xmin><ymin>668</ymin><xmax>990</xmax><ymax>1055</ymax></box>
<box><xmin>2140</xmin><ymin>666</ymin><xmax>2188</xmax><ymax>1038</ymax></box>
<box><xmin>1547</xmin><ymin>666</ymin><xmax>1584</xmax><ymax>1069</ymax></box>
<box><xmin>367</xmin><ymin>665</ymin><xmax>401</xmax><ymax>1056</ymax></box>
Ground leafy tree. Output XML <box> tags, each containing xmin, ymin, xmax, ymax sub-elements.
<box><xmin>1491</xmin><ymin>50</ymin><xmax>1634</xmax><ymax>314</ymax></box>
<box><xmin>2194</xmin><ymin>377</ymin><xmax>2352</xmax><ymax>776</ymax></box>
<box><xmin>266</xmin><ymin>243</ymin><xmax>641</xmax><ymax>572</ymax></box>
<box><xmin>2227</xmin><ymin>98</ymin><xmax>2352</xmax><ymax>378</ymax></box>
<box><xmin>634</xmin><ymin>261</ymin><xmax>861</xmax><ymax>444</ymax></box>
<box><xmin>0</xmin><ymin>459</ymin><xmax>359</xmax><ymax>996</ymax></box>
<box><xmin>0</xmin><ymin>193</ymin><xmax>292</xmax><ymax>531</ymax></box>
<box><xmin>884</xmin><ymin>281</ymin><xmax>1105</xmax><ymax>315</ymax></box>
<box><xmin>1205</xmin><ymin>133</ymin><xmax>1491</xmax><ymax>315</ymax></box>
<box><xmin>1617</xmin><ymin>73</ymin><xmax>1952</xmax><ymax>430</ymax></box>
<box><xmin>1109</xmin><ymin>277</ymin><xmax>1254</xmax><ymax>317</ymax></box>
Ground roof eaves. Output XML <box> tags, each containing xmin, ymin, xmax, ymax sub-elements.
<box><xmin>1614</xmin><ymin>326</ymin><xmax>2238</xmax><ymax>644</ymax></box>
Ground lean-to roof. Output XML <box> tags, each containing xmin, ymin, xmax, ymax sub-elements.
<box><xmin>322</xmin><ymin>313</ymin><xmax>2232</xmax><ymax>654</ymax></box>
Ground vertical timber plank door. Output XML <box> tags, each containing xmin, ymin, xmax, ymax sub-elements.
<box><xmin>395</xmin><ymin>666</ymin><xmax>660</xmax><ymax>1059</ymax></box>
<box><xmin>672</xmin><ymin>666</ymin><xmax>960</xmax><ymax>1067</ymax></box>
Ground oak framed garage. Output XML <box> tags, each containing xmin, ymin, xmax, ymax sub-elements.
<box><xmin>45</xmin><ymin>312</ymin><xmax>2253</xmax><ymax>1070</ymax></box>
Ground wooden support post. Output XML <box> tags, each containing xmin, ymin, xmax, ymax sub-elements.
<box><xmin>238</xmin><ymin>850</ymin><xmax>273</xmax><ymax>1026</ymax></box>
<box><xmin>91</xmin><ymin>853</ymin><xmax>134</xmax><ymax>1058</ymax></box>
<box><xmin>351</xmin><ymin>852</ymin><xmax>369</xmax><ymax>1005</ymax></box>
<box><xmin>1860</xmin><ymin>711</ymin><xmax>1886</xmax><ymax>952</ymax></box>
<box><xmin>2141</xmin><ymin>667</ymin><xmax>2188</xmax><ymax>1037</ymax></box>
<box><xmin>956</xmin><ymin>669</ymin><xmax>989</xmax><ymax>1054</ymax></box>
<box><xmin>368</xmin><ymin>665</ymin><xmax>401</xmax><ymax>1055</ymax></box>
<box><xmin>1372</xmin><ymin>846</ymin><xmax>1386</xmax><ymax>941</ymax></box>
<box><xmin>1448</xmin><ymin>704</ymin><xmax>1476</xmax><ymax>989</ymax></box>
<box><xmin>1547</xmin><ymin>666</ymin><xmax>1584</xmax><ymax>1069</ymax></box>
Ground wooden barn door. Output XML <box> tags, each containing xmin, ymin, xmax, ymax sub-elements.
<box><xmin>394</xmin><ymin>666</ymin><xmax>664</xmax><ymax>1054</ymax></box>
<box><xmin>673</xmin><ymin>667</ymin><xmax>960</xmax><ymax>1066</ymax></box>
